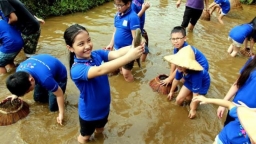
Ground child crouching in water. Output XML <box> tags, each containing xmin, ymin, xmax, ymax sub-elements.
<box><xmin>164</xmin><ymin>46</ymin><xmax>210</xmax><ymax>119</ymax></box>
<box><xmin>64</xmin><ymin>24</ymin><xmax>144</xmax><ymax>143</ymax></box>
<box><xmin>228</xmin><ymin>17</ymin><xmax>256</xmax><ymax>57</ymax></box>
<box><xmin>193</xmin><ymin>96</ymin><xmax>255</xmax><ymax>144</ymax></box>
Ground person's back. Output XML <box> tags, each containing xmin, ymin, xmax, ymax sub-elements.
<box><xmin>17</xmin><ymin>54</ymin><xmax>67</xmax><ymax>87</ymax></box>
<box><xmin>229</xmin><ymin>24</ymin><xmax>253</xmax><ymax>44</ymax></box>
<box><xmin>0</xmin><ymin>18</ymin><xmax>23</xmax><ymax>53</ymax></box>
<box><xmin>0</xmin><ymin>0</ymin><xmax>40</xmax><ymax>35</ymax></box>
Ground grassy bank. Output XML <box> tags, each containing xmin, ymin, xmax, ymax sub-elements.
<box><xmin>22</xmin><ymin>0</ymin><xmax>112</xmax><ymax>18</ymax></box>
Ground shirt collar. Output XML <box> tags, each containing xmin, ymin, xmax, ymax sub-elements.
<box><xmin>117</xmin><ymin>7</ymin><xmax>132</xmax><ymax>17</ymax></box>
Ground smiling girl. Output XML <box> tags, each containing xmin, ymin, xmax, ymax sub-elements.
<box><xmin>64</xmin><ymin>24</ymin><xmax>144</xmax><ymax>143</ymax></box>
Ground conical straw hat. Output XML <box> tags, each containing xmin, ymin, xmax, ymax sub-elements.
<box><xmin>237</xmin><ymin>107</ymin><xmax>256</xmax><ymax>143</ymax></box>
<box><xmin>164</xmin><ymin>45</ymin><xmax>203</xmax><ymax>71</ymax></box>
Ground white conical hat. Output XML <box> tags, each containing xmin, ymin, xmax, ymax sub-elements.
<box><xmin>164</xmin><ymin>45</ymin><xmax>203</xmax><ymax>71</ymax></box>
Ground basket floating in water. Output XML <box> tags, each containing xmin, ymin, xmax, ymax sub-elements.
<box><xmin>149</xmin><ymin>74</ymin><xmax>180</xmax><ymax>95</ymax></box>
<box><xmin>0</xmin><ymin>98</ymin><xmax>30</xmax><ymax>126</ymax></box>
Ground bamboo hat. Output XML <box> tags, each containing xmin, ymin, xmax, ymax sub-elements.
<box><xmin>237</xmin><ymin>107</ymin><xmax>256</xmax><ymax>142</ymax></box>
<box><xmin>164</xmin><ymin>45</ymin><xmax>203</xmax><ymax>71</ymax></box>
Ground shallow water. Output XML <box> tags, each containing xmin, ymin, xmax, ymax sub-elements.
<box><xmin>0</xmin><ymin>1</ymin><xmax>255</xmax><ymax>144</ymax></box>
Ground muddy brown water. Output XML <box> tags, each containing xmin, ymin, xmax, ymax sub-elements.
<box><xmin>0</xmin><ymin>1</ymin><xmax>255</xmax><ymax>144</ymax></box>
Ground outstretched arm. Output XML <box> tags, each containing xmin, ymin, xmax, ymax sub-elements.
<box><xmin>193</xmin><ymin>96</ymin><xmax>236</xmax><ymax>110</ymax></box>
<box><xmin>137</xmin><ymin>2</ymin><xmax>150</xmax><ymax>18</ymax></box>
<box><xmin>34</xmin><ymin>15</ymin><xmax>45</xmax><ymax>24</ymax></box>
<box><xmin>53</xmin><ymin>86</ymin><xmax>65</xmax><ymax>126</ymax></box>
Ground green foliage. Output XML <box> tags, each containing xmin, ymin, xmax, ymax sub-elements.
<box><xmin>21</xmin><ymin>0</ymin><xmax>112</xmax><ymax>18</ymax></box>
<box><xmin>240</xmin><ymin>0</ymin><xmax>255</xmax><ymax>4</ymax></box>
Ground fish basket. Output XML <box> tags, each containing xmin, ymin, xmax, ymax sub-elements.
<box><xmin>200</xmin><ymin>9</ymin><xmax>210</xmax><ymax>21</ymax></box>
<box><xmin>0</xmin><ymin>98</ymin><xmax>30</xmax><ymax>126</ymax></box>
<box><xmin>149</xmin><ymin>74</ymin><xmax>180</xmax><ymax>95</ymax></box>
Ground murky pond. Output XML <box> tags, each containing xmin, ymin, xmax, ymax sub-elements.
<box><xmin>0</xmin><ymin>0</ymin><xmax>256</xmax><ymax>144</ymax></box>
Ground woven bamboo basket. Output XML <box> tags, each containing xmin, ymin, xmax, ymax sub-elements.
<box><xmin>0</xmin><ymin>98</ymin><xmax>30</xmax><ymax>126</ymax></box>
<box><xmin>149</xmin><ymin>74</ymin><xmax>180</xmax><ymax>95</ymax></box>
<box><xmin>200</xmin><ymin>9</ymin><xmax>210</xmax><ymax>21</ymax></box>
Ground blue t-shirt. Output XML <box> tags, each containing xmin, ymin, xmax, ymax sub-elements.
<box><xmin>218</xmin><ymin>106</ymin><xmax>251</xmax><ymax>144</ymax></box>
<box><xmin>0</xmin><ymin>19</ymin><xmax>23</xmax><ymax>53</ymax></box>
<box><xmin>173</xmin><ymin>42</ymin><xmax>209</xmax><ymax>71</ymax></box>
<box><xmin>215</xmin><ymin>0</ymin><xmax>230</xmax><ymax>14</ymax></box>
<box><xmin>229</xmin><ymin>24</ymin><xmax>253</xmax><ymax>44</ymax></box>
<box><xmin>114</xmin><ymin>8</ymin><xmax>140</xmax><ymax>49</ymax></box>
<box><xmin>131</xmin><ymin>0</ymin><xmax>145</xmax><ymax>31</ymax></box>
<box><xmin>233</xmin><ymin>57</ymin><xmax>256</xmax><ymax>108</ymax></box>
<box><xmin>71</xmin><ymin>50</ymin><xmax>111</xmax><ymax>121</ymax></box>
<box><xmin>17</xmin><ymin>54</ymin><xmax>67</xmax><ymax>92</ymax></box>
<box><xmin>175</xmin><ymin>69</ymin><xmax>210</xmax><ymax>95</ymax></box>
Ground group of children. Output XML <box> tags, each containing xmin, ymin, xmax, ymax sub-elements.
<box><xmin>1</xmin><ymin>0</ymin><xmax>256</xmax><ymax>144</ymax></box>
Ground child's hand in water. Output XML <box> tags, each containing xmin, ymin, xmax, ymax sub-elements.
<box><xmin>192</xmin><ymin>95</ymin><xmax>208</xmax><ymax>104</ymax></box>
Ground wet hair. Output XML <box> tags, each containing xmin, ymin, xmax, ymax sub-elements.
<box><xmin>249</xmin><ymin>17</ymin><xmax>256</xmax><ymax>30</ymax></box>
<box><xmin>63</xmin><ymin>24</ymin><xmax>89</xmax><ymax>72</ymax></box>
<box><xmin>115</xmin><ymin>0</ymin><xmax>132</xmax><ymax>5</ymax></box>
<box><xmin>236</xmin><ymin>56</ymin><xmax>256</xmax><ymax>88</ymax></box>
<box><xmin>171</xmin><ymin>26</ymin><xmax>186</xmax><ymax>37</ymax></box>
<box><xmin>6</xmin><ymin>71</ymin><xmax>31</xmax><ymax>96</ymax></box>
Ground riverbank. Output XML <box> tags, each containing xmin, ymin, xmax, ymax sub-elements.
<box><xmin>22</xmin><ymin>0</ymin><xmax>112</xmax><ymax>18</ymax></box>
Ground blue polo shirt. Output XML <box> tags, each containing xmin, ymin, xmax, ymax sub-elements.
<box><xmin>0</xmin><ymin>19</ymin><xmax>23</xmax><ymax>53</ymax></box>
<box><xmin>114</xmin><ymin>8</ymin><xmax>140</xmax><ymax>49</ymax></box>
<box><xmin>215</xmin><ymin>0</ymin><xmax>230</xmax><ymax>14</ymax></box>
<box><xmin>71</xmin><ymin>50</ymin><xmax>111</xmax><ymax>121</ymax></box>
<box><xmin>17</xmin><ymin>54</ymin><xmax>67</xmax><ymax>92</ymax></box>
<box><xmin>173</xmin><ymin>42</ymin><xmax>209</xmax><ymax>71</ymax></box>
<box><xmin>233</xmin><ymin>56</ymin><xmax>256</xmax><ymax>108</ymax></box>
<box><xmin>175</xmin><ymin>69</ymin><xmax>210</xmax><ymax>95</ymax></box>
<box><xmin>229</xmin><ymin>24</ymin><xmax>253</xmax><ymax>44</ymax></box>
<box><xmin>131</xmin><ymin>0</ymin><xmax>145</xmax><ymax>31</ymax></box>
<box><xmin>218</xmin><ymin>106</ymin><xmax>251</xmax><ymax>144</ymax></box>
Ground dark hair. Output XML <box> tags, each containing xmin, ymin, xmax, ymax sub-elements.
<box><xmin>115</xmin><ymin>0</ymin><xmax>132</xmax><ymax>5</ymax></box>
<box><xmin>6</xmin><ymin>71</ymin><xmax>31</xmax><ymax>96</ymax></box>
<box><xmin>236</xmin><ymin>56</ymin><xmax>256</xmax><ymax>88</ymax></box>
<box><xmin>63</xmin><ymin>24</ymin><xmax>89</xmax><ymax>72</ymax></box>
<box><xmin>171</xmin><ymin>26</ymin><xmax>186</xmax><ymax>37</ymax></box>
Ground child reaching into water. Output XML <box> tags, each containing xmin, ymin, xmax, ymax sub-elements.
<box><xmin>64</xmin><ymin>24</ymin><xmax>144</xmax><ymax>143</ymax></box>
<box><xmin>164</xmin><ymin>46</ymin><xmax>210</xmax><ymax>119</ymax></box>
<box><xmin>227</xmin><ymin>17</ymin><xmax>256</xmax><ymax>57</ymax></box>
<box><xmin>161</xmin><ymin>26</ymin><xmax>209</xmax><ymax>86</ymax></box>
<box><xmin>193</xmin><ymin>96</ymin><xmax>254</xmax><ymax>144</ymax></box>
<box><xmin>208</xmin><ymin>0</ymin><xmax>230</xmax><ymax>24</ymax></box>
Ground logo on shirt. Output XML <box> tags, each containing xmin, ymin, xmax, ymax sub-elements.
<box><xmin>123</xmin><ymin>20</ymin><xmax>128</xmax><ymax>26</ymax></box>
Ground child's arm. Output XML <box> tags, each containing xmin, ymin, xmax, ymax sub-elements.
<box><xmin>87</xmin><ymin>45</ymin><xmax>144</xmax><ymax>79</ymax></box>
<box><xmin>193</xmin><ymin>96</ymin><xmax>235</xmax><ymax>110</ymax></box>
<box><xmin>217</xmin><ymin>81</ymin><xmax>239</xmax><ymax>118</ymax></box>
<box><xmin>161</xmin><ymin>64</ymin><xmax>177</xmax><ymax>85</ymax></box>
<box><xmin>8</xmin><ymin>12</ymin><xmax>18</xmax><ymax>24</ymax></box>
<box><xmin>34</xmin><ymin>15</ymin><xmax>45</xmax><ymax>24</ymax></box>
<box><xmin>204</xmin><ymin>0</ymin><xmax>209</xmax><ymax>10</ymax></box>
<box><xmin>208</xmin><ymin>2</ymin><xmax>217</xmax><ymax>9</ymax></box>
<box><xmin>137</xmin><ymin>2</ymin><xmax>150</xmax><ymax>18</ymax></box>
<box><xmin>176</xmin><ymin>0</ymin><xmax>182</xmax><ymax>8</ymax></box>
<box><xmin>167</xmin><ymin>76</ymin><xmax>179</xmax><ymax>100</ymax></box>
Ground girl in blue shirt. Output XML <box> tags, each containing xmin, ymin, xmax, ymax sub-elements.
<box><xmin>64</xmin><ymin>24</ymin><xmax>144</xmax><ymax>143</ymax></box>
<box><xmin>193</xmin><ymin>96</ymin><xmax>253</xmax><ymax>144</ymax></box>
<box><xmin>217</xmin><ymin>55</ymin><xmax>256</xmax><ymax>127</ymax></box>
<box><xmin>164</xmin><ymin>46</ymin><xmax>210</xmax><ymax>119</ymax></box>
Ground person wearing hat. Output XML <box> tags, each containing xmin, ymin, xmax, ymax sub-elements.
<box><xmin>161</xmin><ymin>26</ymin><xmax>209</xmax><ymax>87</ymax></box>
<box><xmin>164</xmin><ymin>46</ymin><xmax>210</xmax><ymax>119</ymax></box>
<box><xmin>193</xmin><ymin>96</ymin><xmax>253</xmax><ymax>144</ymax></box>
